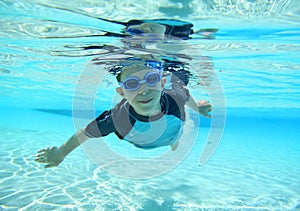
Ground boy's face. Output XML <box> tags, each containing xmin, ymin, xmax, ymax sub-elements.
<box><xmin>116</xmin><ymin>65</ymin><xmax>166</xmax><ymax>116</ymax></box>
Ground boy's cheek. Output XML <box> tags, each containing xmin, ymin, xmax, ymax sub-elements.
<box><xmin>116</xmin><ymin>87</ymin><xmax>125</xmax><ymax>96</ymax></box>
<box><xmin>161</xmin><ymin>77</ymin><xmax>166</xmax><ymax>88</ymax></box>
<box><xmin>122</xmin><ymin>91</ymin><xmax>138</xmax><ymax>102</ymax></box>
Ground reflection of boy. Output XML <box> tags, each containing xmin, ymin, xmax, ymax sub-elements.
<box><xmin>35</xmin><ymin>54</ymin><xmax>211</xmax><ymax>168</ymax></box>
<box><xmin>101</xmin><ymin>19</ymin><xmax>217</xmax><ymax>40</ymax></box>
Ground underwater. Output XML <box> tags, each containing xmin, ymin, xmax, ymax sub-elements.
<box><xmin>1</xmin><ymin>0</ymin><xmax>300</xmax><ymax>210</ymax></box>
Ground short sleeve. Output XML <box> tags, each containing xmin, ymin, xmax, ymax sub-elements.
<box><xmin>84</xmin><ymin>110</ymin><xmax>116</xmax><ymax>138</ymax></box>
<box><xmin>163</xmin><ymin>85</ymin><xmax>190</xmax><ymax>121</ymax></box>
<box><xmin>164</xmin><ymin>83</ymin><xmax>190</xmax><ymax>107</ymax></box>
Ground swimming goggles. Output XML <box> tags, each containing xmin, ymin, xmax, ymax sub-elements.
<box><xmin>119</xmin><ymin>71</ymin><xmax>162</xmax><ymax>91</ymax></box>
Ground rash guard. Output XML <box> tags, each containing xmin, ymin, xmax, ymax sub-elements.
<box><xmin>84</xmin><ymin>86</ymin><xmax>189</xmax><ymax>149</ymax></box>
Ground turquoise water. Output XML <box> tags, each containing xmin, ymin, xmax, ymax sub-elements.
<box><xmin>1</xmin><ymin>0</ymin><xmax>300</xmax><ymax>210</ymax></box>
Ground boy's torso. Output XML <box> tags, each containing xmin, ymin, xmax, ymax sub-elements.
<box><xmin>85</xmin><ymin>87</ymin><xmax>189</xmax><ymax>148</ymax></box>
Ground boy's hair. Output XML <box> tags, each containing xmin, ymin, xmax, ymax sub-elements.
<box><xmin>107</xmin><ymin>54</ymin><xmax>192</xmax><ymax>85</ymax></box>
<box><xmin>109</xmin><ymin>54</ymin><xmax>163</xmax><ymax>82</ymax></box>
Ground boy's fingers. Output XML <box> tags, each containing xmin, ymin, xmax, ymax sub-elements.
<box><xmin>44</xmin><ymin>164</ymin><xmax>53</xmax><ymax>168</ymax></box>
<box><xmin>37</xmin><ymin>149</ymin><xmax>46</xmax><ymax>153</ymax></box>
<box><xmin>37</xmin><ymin>147</ymin><xmax>51</xmax><ymax>153</ymax></box>
<box><xmin>38</xmin><ymin>147</ymin><xmax>55</xmax><ymax>153</ymax></box>
<box><xmin>34</xmin><ymin>156</ymin><xmax>47</xmax><ymax>163</ymax></box>
<box><xmin>36</xmin><ymin>151</ymin><xmax>46</xmax><ymax>157</ymax></box>
<box><xmin>45</xmin><ymin>163</ymin><xmax>56</xmax><ymax>168</ymax></box>
<box><xmin>34</xmin><ymin>154</ymin><xmax>42</xmax><ymax>160</ymax></box>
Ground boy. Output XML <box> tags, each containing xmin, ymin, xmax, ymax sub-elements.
<box><xmin>35</xmin><ymin>54</ymin><xmax>211</xmax><ymax>168</ymax></box>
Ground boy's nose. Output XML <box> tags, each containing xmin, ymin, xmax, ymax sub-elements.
<box><xmin>137</xmin><ymin>84</ymin><xmax>149</xmax><ymax>95</ymax></box>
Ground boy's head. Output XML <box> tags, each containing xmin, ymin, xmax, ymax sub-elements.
<box><xmin>112</xmin><ymin>54</ymin><xmax>166</xmax><ymax>116</ymax></box>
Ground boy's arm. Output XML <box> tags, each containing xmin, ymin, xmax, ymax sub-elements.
<box><xmin>186</xmin><ymin>96</ymin><xmax>212</xmax><ymax>118</ymax></box>
<box><xmin>34</xmin><ymin>128</ymin><xmax>90</xmax><ymax>168</ymax></box>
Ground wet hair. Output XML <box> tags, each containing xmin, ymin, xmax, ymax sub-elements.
<box><xmin>107</xmin><ymin>54</ymin><xmax>192</xmax><ymax>85</ymax></box>
<box><xmin>108</xmin><ymin>54</ymin><xmax>163</xmax><ymax>82</ymax></box>
<box><xmin>162</xmin><ymin>59</ymin><xmax>192</xmax><ymax>86</ymax></box>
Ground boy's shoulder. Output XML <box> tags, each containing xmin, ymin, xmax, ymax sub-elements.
<box><xmin>163</xmin><ymin>85</ymin><xmax>190</xmax><ymax>104</ymax></box>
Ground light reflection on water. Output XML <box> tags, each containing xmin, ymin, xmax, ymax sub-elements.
<box><xmin>1</xmin><ymin>0</ymin><xmax>299</xmax><ymax>108</ymax></box>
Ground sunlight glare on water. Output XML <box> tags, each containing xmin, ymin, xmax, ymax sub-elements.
<box><xmin>1</xmin><ymin>0</ymin><xmax>299</xmax><ymax>109</ymax></box>
<box><xmin>1</xmin><ymin>0</ymin><xmax>299</xmax><ymax>108</ymax></box>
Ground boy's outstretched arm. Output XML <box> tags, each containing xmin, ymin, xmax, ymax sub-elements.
<box><xmin>186</xmin><ymin>96</ymin><xmax>212</xmax><ymax>118</ymax></box>
<box><xmin>34</xmin><ymin>129</ymin><xmax>90</xmax><ymax>168</ymax></box>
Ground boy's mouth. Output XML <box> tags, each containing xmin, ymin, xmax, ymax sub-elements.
<box><xmin>137</xmin><ymin>99</ymin><xmax>153</xmax><ymax>104</ymax></box>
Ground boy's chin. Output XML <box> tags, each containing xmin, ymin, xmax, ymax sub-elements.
<box><xmin>132</xmin><ymin>102</ymin><xmax>161</xmax><ymax>116</ymax></box>
<box><xmin>135</xmin><ymin>103</ymin><xmax>154</xmax><ymax>111</ymax></box>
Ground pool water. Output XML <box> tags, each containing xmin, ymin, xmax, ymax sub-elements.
<box><xmin>1</xmin><ymin>0</ymin><xmax>300</xmax><ymax>210</ymax></box>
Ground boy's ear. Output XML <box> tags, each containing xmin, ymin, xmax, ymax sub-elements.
<box><xmin>161</xmin><ymin>77</ymin><xmax>166</xmax><ymax>88</ymax></box>
<box><xmin>116</xmin><ymin>87</ymin><xmax>124</xmax><ymax>96</ymax></box>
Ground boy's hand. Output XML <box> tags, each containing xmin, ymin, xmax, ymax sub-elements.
<box><xmin>34</xmin><ymin>147</ymin><xmax>65</xmax><ymax>168</ymax></box>
<box><xmin>197</xmin><ymin>100</ymin><xmax>212</xmax><ymax>118</ymax></box>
